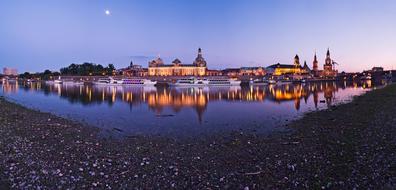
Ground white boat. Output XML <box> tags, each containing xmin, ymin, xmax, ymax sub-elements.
<box><xmin>249</xmin><ymin>79</ymin><xmax>268</xmax><ymax>86</ymax></box>
<box><xmin>268</xmin><ymin>79</ymin><xmax>277</xmax><ymax>84</ymax></box>
<box><xmin>171</xmin><ymin>77</ymin><xmax>241</xmax><ymax>86</ymax></box>
<box><xmin>94</xmin><ymin>77</ymin><xmax>157</xmax><ymax>86</ymax></box>
<box><xmin>121</xmin><ymin>78</ymin><xmax>157</xmax><ymax>86</ymax></box>
<box><xmin>277</xmin><ymin>80</ymin><xmax>293</xmax><ymax>85</ymax></box>
<box><xmin>54</xmin><ymin>80</ymin><xmax>63</xmax><ymax>84</ymax></box>
<box><xmin>203</xmin><ymin>78</ymin><xmax>241</xmax><ymax>86</ymax></box>
<box><xmin>170</xmin><ymin>77</ymin><xmax>205</xmax><ymax>87</ymax></box>
<box><xmin>93</xmin><ymin>77</ymin><xmax>118</xmax><ymax>85</ymax></box>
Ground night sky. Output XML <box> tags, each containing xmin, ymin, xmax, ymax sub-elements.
<box><xmin>1</xmin><ymin>0</ymin><xmax>395</xmax><ymax>73</ymax></box>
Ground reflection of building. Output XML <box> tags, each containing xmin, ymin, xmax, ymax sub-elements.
<box><xmin>18</xmin><ymin>81</ymin><xmax>357</xmax><ymax>122</ymax></box>
<box><xmin>147</xmin><ymin>88</ymin><xmax>208</xmax><ymax>122</ymax></box>
<box><xmin>3</xmin><ymin>68</ymin><xmax>18</xmax><ymax>76</ymax></box>
<box><xmin>148</xmin><ymin>48</ymin><xmax>207</xmax><ymax>76</ymax></box>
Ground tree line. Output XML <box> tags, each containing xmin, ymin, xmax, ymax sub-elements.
<box><xmin>60</xmin><ymin>63</ymin><xmax>116</xmax><ymax>76</ymax></box>
<box><xmin>19</xmin><ymin>70</ymin><xmax>61</xmax><ymax>80</ymax></box>
<box><xmin>19</xmin><ymin>63</ymin><xmax>117</xmax><ymax>79</ymax></box>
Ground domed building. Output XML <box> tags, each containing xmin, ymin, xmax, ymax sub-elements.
<box><xmin>322</xmin><ymin>49</ymin><xmax>338</xmax><ymax>78</ymax></box>
<box><xmin>148</xmin><ymin>48</ymin><xmax>207</xmax><ymax>76</ymax></box>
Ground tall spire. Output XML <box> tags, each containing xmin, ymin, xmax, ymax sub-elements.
<box><xmin>313</xmin><ymin>52</ymin><xmax>319</xmax><ymax>73</ymax></box>
<box><xmin>294</xmin><ymin>54</ymin><xmax>300</xmax><ymax>67</ymax></box>
<box><xmin>326</xmin><ymin>48</ymin><xmax>330</xmax><ymax>57</ymax></box>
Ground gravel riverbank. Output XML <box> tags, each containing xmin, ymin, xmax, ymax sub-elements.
<box><xmin>1</xmin><ymin>84</ymin><xmax>396</xmax><ymax>189</ymax></box>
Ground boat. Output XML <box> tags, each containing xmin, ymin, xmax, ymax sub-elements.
<box><xmin>249</xmin><ymin>79</ymin><xmax>268</xmax><ymax>86</ymax></box>
<box><xmin>277</xmin><ymin>80</ymin><xmax>293</xmax><ymax>85</ymax></box>
<box><xmin>170</xmin><ymin>77</ymin><xmax>205</xmax><ymax>87</ymax></box>
<box><xmin>94</xmin><ymin>77</ymin><xmax>157</xmax><ymax>86</ymax></box>
<box><xmin>268</xmin><ymin>79</ymin><xmax>277</xmax><ymax>84</ymax></box>
<box><xmin>93</xmin><ymin>77</ymin><xmax>118</xmax><ymax>85</ymax></box>
<box><xmin>120</xmin><ymin>78</ymin><xmax>157</xmax><ymax>86</ymax></box>
<box><xmin>171</xmin><ymin>77</ymin><xmax>241</xmax><ymax>87</ymax></box>
<box><xmin>203</xmin><ymin>78</ymin><xmax>241</xmax><ymax>86</ymax></box>
<box><xmin>54</xmin><ymin>80</ymin><xmax>63</xmax><ymax>84</ymax></box>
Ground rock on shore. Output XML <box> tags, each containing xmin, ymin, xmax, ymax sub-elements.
<box><xmin>0</xmin><ymin>84</ymin><xmax>396</xmax><ymax>189</ymax></box>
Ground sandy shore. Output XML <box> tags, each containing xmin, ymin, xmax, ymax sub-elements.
<box><xmin>0</xmin><ymin>84</ymin><xmax>395</xmax><ymax>189</ymax></box>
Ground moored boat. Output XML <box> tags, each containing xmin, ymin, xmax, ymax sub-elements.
<box><xmin>249</xmin><ymin>79</ymin><xmax>269</xmax><ymax>86</ymax></box>
<box><xmin>94</xmin><ymin>77</ymin><xmax>157</xmax><ymax>86</ymax></box>
<box><xmin>171</xmin><ymin>77</ymin><xmax>241</xmax><ymax>86</ymax></box>
<box><xmin>170</xmin><ymin>77</ymin><xmax>205</xmax><ymax>87</ymax></box>
<box><xmin>121</xmin><ymin>78</ymin><xmax>157</xmax><ymax>86</ymax></box>
<box><xmin>203</xmin><ymin>78</ymin><xmax>241</xmax><ymax>86</ymax></box>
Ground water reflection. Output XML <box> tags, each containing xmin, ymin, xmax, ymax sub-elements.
<box><xmin>3</xmin><ymin>80</ymin><xmax>375</xmax><ymax>115</ymax></box>
<box><xmin>1</xmin><ymin>80</ymin><xmax>379</xmax><ymax>136</ymax></box>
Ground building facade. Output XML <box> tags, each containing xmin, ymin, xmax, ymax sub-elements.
<box><xmin>322</xmin><ymin>49</ymin><xmax>338</xmax><ymax>78</ymax></box>
<box><xmin>3</xmin><ymin>68</ymin><xmax>18</xmax><ymax>76</ymax></box>
<box><xmin>148</xmin><ymin>48</ymin><xmax>207</xmax><ymax>76</ymax></box>
<box><xmin>239</xmin><ymin>67</ymin><xmax>266</xmax><ymax>76</ymax></box>
<box><xmin>266</xmin><ymin>55</ymin><xmax>303</xmax><ymax>76</ymax></box>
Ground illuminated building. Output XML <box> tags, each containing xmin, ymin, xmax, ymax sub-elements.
<box><xmin>120</xmin><ymin>61</ymin><xmax>148</xmax><ymax>77</ymax></box>
<box><xmin>206</xmin><ymin>69</ymin><xmax>223</xmax><ymax>76</ymax></box>
<box><xmin>266</xmin><ymin>55</ymin><xmax>303</xmax><ymax>76</ymax></box>
<box><xmin>3</xmin><ymin>67</ymin><xmax>18</xmax><ymax>76</ymax></box>
<box><xmin>239</xmin><ymin>67</ymin><xmax>266</xmax><ymax>76</ymax></box>
<box><xmin>322</xmin><ymin>49</ymin><xmax>338</xmax><ymax>78</ymax></box>
<box><xmin>148</xmin><ymin>48</ymin><xmax>207</xmax><ymax>76</ymax></box>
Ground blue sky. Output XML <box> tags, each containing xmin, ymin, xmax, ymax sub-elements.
<box><xmin>1</xmin><ymin>0</ymin><xmax>395</xmax><ymax>73</ymax></box>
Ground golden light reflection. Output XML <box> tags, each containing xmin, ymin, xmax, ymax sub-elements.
<box><xmin>0</xmin><ymin>81</ymin><xmax>377</xmax><ymax>121</ymax></box>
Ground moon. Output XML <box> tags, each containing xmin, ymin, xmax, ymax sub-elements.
<box><xmin>105</xmin><ymin>10</ymin><xmax>111</xmax><ymax>16</ymax></box>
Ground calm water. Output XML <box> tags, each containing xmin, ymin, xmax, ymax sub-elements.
<box><xmin>0</xmin><ymin>81</ymin><xmax>375</xmax><ymax>137</ymax></box>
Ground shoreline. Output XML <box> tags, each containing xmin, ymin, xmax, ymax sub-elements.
<box><xmin>1</xmin><ymin>84</ymin><xmax>395</xmax><ymax>188</ymax></box>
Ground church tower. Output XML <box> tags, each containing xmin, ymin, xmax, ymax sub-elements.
<box><xmin>325</xmin><ymin>48</ymin><xmax>332</xmax><ymax>66</ymax></box>
<box><xmin>313</xmin><ymin>53</ymin><xmax>318</xmax><ymax>72</ymax></box>
<box><xmin>193</xmin><ymin>48</ymin><xmax>207</xmax><ymax>67</ymax></box>
<box><xmin>324</xmin><ymin>48</ymin><xmax>333</xmax><ymax>71</ymax></box>
<box><xmin>294</xmin><ymin>54</ymin><xmax>300</xmax><ymax>67</ymax></box>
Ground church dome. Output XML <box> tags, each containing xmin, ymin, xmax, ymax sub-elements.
<box><xmin>193</xmin><ymin>48</ymin><xmax>207</xmax><ymax>67</ymax></box>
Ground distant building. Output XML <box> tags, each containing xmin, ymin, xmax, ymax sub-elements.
<box><xmin>392</xmin><ymin>70</ymin><xmax>396</xmax><ymax>82</ymax></box>
<box><xmin>148</xmin><ymin>48</ymin><xmax>207</xmax><ymax>76</ymax></box>
<box><xmin>120</xmin><ymin>61</ymin><xmax>148</xmax><ymax>77</ymax></box>
<box><xmin>3</xmin><ymin>67</ymin><xmax>18</xmax><ymax>76</ymax></box>
<box><xmin>371</xmin><ymin>67</ymin><xmax>384</xmax><ymax>72</ymax></box>
<box><xmin>312</xmin><ymin>53</ymin><xmax>319</xmax><ymax>77</ymax></box>
<box><xmin>222</xmin><ymin>68</ymin><xmax>240</xmax><ymax>77</ymax></box>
